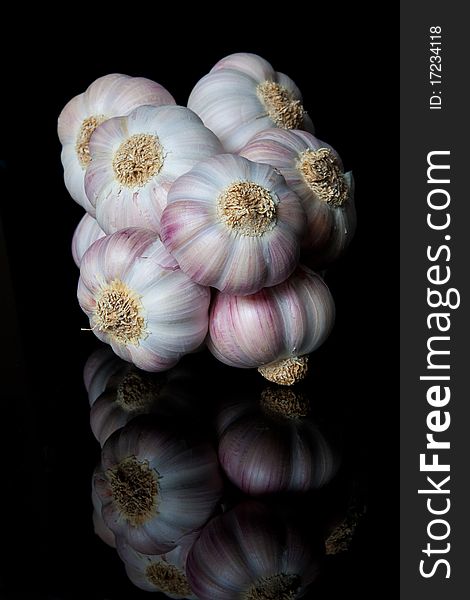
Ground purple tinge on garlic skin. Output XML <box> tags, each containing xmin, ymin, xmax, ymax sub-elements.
<box><xmin>186</xmin><ymin>500</ymin><xmax>323</xmax><ymax>600</ymax></box>
<box><xmin>207</xmin><ymin>265</ymin><xmax>335</xmax><ymax>371</ymax></box>
<box><xmin>58</xmin><ymin>73</ymin><xmax>176</xmax><ymax>214</ymax></box>
<box><xmin>83</xmin><ymin>346</ymin><xmax>123</xmax><ymax>406</ymax></box>
<box><xmin>160</xmin><ymin>153</ymin><xmax>306</xmax><ymax>296</ymax></box>
<box><xmin>78</xmin><ymin>227</ymin><xmax>211</xmax><ymax>372</ymax></box>
<box><xmin>116</xmin><ymin>533</ymin><xmax>198</xmax><ymax>597</ymax></box>
<box><xmin>93</xmin><ymin>417</ymin><xmax>223</xmax><ymax>556</ymax></box>
<box><xmin>71</xmin><ymin>213</ymin><xmax>106</xmax><ymax>268</ymax></box>
<box><xmin>216</xmin><ymin>389</ymin><xmax>339</xmax><ymax>495</ymax></box>
<box><xmin>84</xmin><ymin>105</ymin><xmax>223</xmax><ymax>235</ymax></box>
<box><xmin>188</xmin><ymin>52</ymin><xmax>314</xmax><ymax>153</ymax></box>
<box><xmin>239</xmin><ymin>128</ymin><xmax>357</xmax><ymax>268</ymax></box>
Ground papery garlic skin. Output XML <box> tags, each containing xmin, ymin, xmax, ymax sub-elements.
<box><xmin>71</xmin><ymin>213</ymin><xmax>106</xmax><ymax>267</ymax></box>
<box><xmin>58</xmin><ymin>74</ymin><xmax>175</xmax><ymax>214</ymax></box>
<box><xmin>161</xmin><ymin>154</ymin><xmax>306</xmax><ymax>295</ymax></box>
<box><xmin>83</xmin><ymin>346</ymin><xmax>123</xmax><ymax>406</ymax></box>
<box><xmin>217</xmin><ymin>389</ymin><xmax>339</xmax><ymax>495</ymax></box>
<box><xmin>188</xmin><ymin>53</ymin><xmax>314</xmax><ymax>153</ymax></box>
<box><xmin>92</xmin><ymin>465</ymin><xmax>116</xmax><ymax>548</ymax></box>
<box><xmin>208</xmin><ymin>265</ymin><xmax>334</xmax><ymax>378</ymax></box>
<box><xmin>186</xmin><ymin>501</ymin><xmax>322</xmax><ymax>600</ymax></box>
<box><xmin>85</xmin><ymin>105</ymin><xmax>223</xmax><ymax>234</ymax></box>
<box><xmin>240</xmin><ymin>128</ymin><xmax>356</xmax><ymax>267</ymax></box>
<box><xmin>117</xmin><ymin>534</ymin><xmax>198</xmax><ymax>598</ymax></box>
<box><xmin>94</xmin><ymin>417</ymin><xmax>223</xmax><ymax>555</ymax></box>
<box><xmin>78</xmin><ymin>228</ymin><xmax>211</xmax><ymax>372</ymax></box>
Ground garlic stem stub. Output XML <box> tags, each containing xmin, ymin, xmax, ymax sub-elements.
<box><xmin>239</xmin><ymin>128</ymin><xmax>357</xmax><ymax>268</ymax></box>
<box><xmin>77</xmin><ymin>228</ymin><xmax>211</xmax><ymax>372</ymax></box>
<box><xmin>208</xmin><ymin>265</ymin><xmax>335</xmax><ymax>384</ymax></box>
<box><xmin>186</xmin><ymin>501</ymin><xmax>322</xmax><ymax>600</ymax></box>
<box><xmin>116</xmin><ymin>533</ymin><xmax>198</xmax><ymax>597</ymax></box>
<box><xmin>71</xmin><ymin>213</ymin><xmax>106</xmax><ymax>268</ymax></box>
<box><xmin>58</xmin><ymin>74</ymin><xmax>176</xmax><ymax>214</ymax></box>
<box><xmin>160</xmin><ymin>154</ymin><xmax>306</xmax><ymax>295</ymax></box>
<box><xmin>94</xmin><ymin>417</ymin><xmax>223</xmax><ymax>555</ymax></box>
<box><xmin>188</xmin><ymin>52</ymin><xmax>314</xmax><ymax>153</ymax></box>
<box><xmin>85</xmin><ymin>105</ymin><xmax>223</xmax><ymax>234</ymax></box>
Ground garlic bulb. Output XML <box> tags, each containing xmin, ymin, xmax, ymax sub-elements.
<box><xmin>71</xmin><ymin>213</ymin><xmax>106</xmax><ymax>267</ymax></box>
<box><xmin>117</xmin><ymin>534</ymin><xmax>198</xmax><ymax>597</ymax></box>
<box><xmin>78</xmin><ymin>228</ymin><xmax>211</xmax><ymax>372</ymax></box>
<box><xmin>188</xmin><ymin>53</ymin><xmax>314</xmax><ymax>153</ymax></box>
<box><xmin>92</xmin><ymin>464</ymin><xmax>116</xmax><ymax>548</ymax></box>
<box><xmin>90</xmin><ymin>363</ymin><xmax>162</xmax><ymax>446</ymax></box>
<box><xmin>240</xmin><ymin>128</ymin><xmax>356</xmax><ymax>267</ymax></box>
<box><xmin>94</xmin><ymin>417</ymin><xmax>223</xmax><ymax>554</ymax></box>
<box><xmin>208</xmin><ymin>265</ymin><xmax>335</xmax><ymax>384</ymax></box>
<box><xmin>216</xmin><ymin>387</ymin><xmax>339</xmax><ymax>495</ymax></box>
<box><xmin>85</xmin><ymin>105</ymin><xmax>223</xmax><ymax>234</ymax></box>
<box><xmin>58</xmin><ymin>74</ymin><xmax>175</xmax><ymax>214</ymax></box>
<box><xmin>160</xmin><ymin>154</ymin><xmax>306</xmax><ymax>295</ymax></box>
<box><xmin>186</xmin><ymin>501</ymin><xmax>322</xmax><ymax>600</ymax></box>
<box><xmin>83</xmin><ymin>346</ymin><xmax>123</xmax><ymax>406</ymax></box>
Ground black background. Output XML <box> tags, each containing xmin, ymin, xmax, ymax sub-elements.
<box><xmin>1</xmin><ymin>9</ymin><xmax>398</xmax><ymax>599</ymax></box>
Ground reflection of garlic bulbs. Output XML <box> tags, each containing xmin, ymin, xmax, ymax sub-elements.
<box><xmin>94</xmin><ymin>417</ymin><xmax>223</xmax><ymax>555</ymax></box>
<box><xmin>161</xmin><ymin>154</ymin><xmax>306</xmax><ymax>295</ymax></box>
<box><xmin>117</xmin><ymin>534</ymin><xmax>198</xmax><ymax>598</ymax></box>
<box><xmin>58</xmin><ymin>74</ymin><xmax>175</xmax><ymax>214</ymax></box>
<box><xmin>216</xmin><ymin>388</ymin><xmax>339</xmax><ymax>495</ymax></box>
<box><xmin>187</xmin><ymin>501</ymin><xmax>322</xmax><ymax>600</ymax></box>
<box><xmin>71</xmin><ymin>213</ymin><xmax>105</xmax><ymax>267</ymax></box>
<box><xmin>240</xmin><ymin>128</ymin><xmax>356</xmax><ymax>267</ymax></box>
<box><xmin>188</xmin><ymin>53</ymin><xmax>314</xmax><ymax>152</ymax></box>
<box><xmin>85</xmin><ymin>105</ymin><xmax>223</xmax><ymax>234</ymax></box>
<box><xmin>208</xmin><ymin>265</ymin><xmax>335</xmax><ymax>384</ymax></box>
<box><xmin>92</xmin><ymin>464</ymin><xmax>116</xmax><ymax>548</ymax></box>
<box><xmin>78</xmin><ymin>228</ymin><xmax>211</xmax><ymax>372</ymax></box>
<box><xmin>83</xmin><ymin>346</ymin><xmax>122</xmax><ymax>406</ymax></box>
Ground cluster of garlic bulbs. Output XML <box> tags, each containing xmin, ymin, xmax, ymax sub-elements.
<box><xmin>60</xmin><ymin>53</ymin><xmax>356</xmax><ymax>386</ymax></box>
<box><xmin>86</xmin><ymin>349</ymin><xmax>356</xmax><ymax>598</ymax></box>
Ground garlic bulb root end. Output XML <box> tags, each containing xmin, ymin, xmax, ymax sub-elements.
<box><xmin>258</xmin><ymin>356</ymin><xmax>309</xmax><ymax>386</ymax></box>
<box><xmin>244</xmin><ymin>573</ymin><xmax>301</xmax><ymax>600</ymax></box>
<box><xmin>256</xmin><ymin>80</ymin><xmax>305</xmax><ymax>130</ymax></box>
<box><xmin>145</xmin><ymin>562</ymin><xmax>192</xmax><ymax>597</ymax></box>
<box><xmin>259</xmin><ymin>387</ymin><xmax>310</xmax><ymax>420</ymax></box>
<box><xmin>297</xmin><ymin>148</ymin><xmax>349</xmax><ymax>207</ymax></box>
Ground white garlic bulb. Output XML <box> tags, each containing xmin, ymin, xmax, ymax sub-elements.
<box><xmin>117</xmin><ymin>534</ymin><xmax>198</xmax><ymax>598</ymax></box>
<box><xmin>83</xmin><ymin>346</ymin><xmax>123</xmax><ymax>406</ymax></box>
<box><xmin>160</xmin><ymin>154</ymin><xmax>306</xmax><ymax>295</ymax></box>
<box><xmin>208</xmin><ymin>265</ymin><xmax>335</xmax><ymax>384</ymax></box>
<box><xmin>58</xmin><ymin>74</ymin><xmax>175</xmax><ymax>214</ymax></box>
<box><xmin>94</xmin><ymin>417</ymin><xmax>223</xmax><ymax>555</ymax></box>
<box><xmin>85</xmin><ymin>105</ymin><xmax>223</xmax><ymax>234</ymax></box>
<box><xmin>188</xmin><ymin>52</ymin><xmax>314</xmax><ymax>153</ymax></box>
<box><xmin>71</xmin><ymin>213</ymin><xmax>106</xmax><ymax>267</ymax></box>
<box><xmin>240</xmin><ymin>128</ymin><xmax>356</xmax><ymax>267</ymax></box>
<box><xmin>78</xmin><ymin>228</ymin><xmax>211</xmax><ymax>372</ymax></box>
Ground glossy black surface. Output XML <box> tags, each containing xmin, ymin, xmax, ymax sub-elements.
<box><xmin>1</xmin><ymin>12</ymin><xmax>398</xmax><ymax>598</ymax></box>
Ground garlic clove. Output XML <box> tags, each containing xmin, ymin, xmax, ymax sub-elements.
<box><xmin>161</xmin><ymin>154</ymin><xmax>305</xmax><ymax>295</ymax></box>
<box><xmin>71</xmin><ymin>213</ymin><xmax>106</xmax><ymax>268</ymax></box>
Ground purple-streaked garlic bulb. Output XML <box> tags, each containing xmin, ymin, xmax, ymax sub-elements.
<box><xmin>186</xmin><ymin>501</ymin><xmax>322</xmax><ymax>600</ymax></box>
<box><xmin>78</xmin><ymin>228</ymin><xmax>211</xmax><ymax>372</ymax></box>
<box><xmin>58</xmin><ymin>74</ymin><xmax>175</xmax><ymax>214</ymax></box>
<box><xmin>117</xmin><ymin>533</ymin><xmax>198</xmax><ymax>597</ymax></box>
<box><xmin>85</xmin><ymin>105</ymin><xmax>223</xmax><ymax>234</ymax></box>
<box><xmin>90</xmin><ymin>364</ymin><xmax>162</xmax><ymax>446</ymax></box>
<box><xmin>188</xmin><ymin>53</ymin><xmax>314</xmax><ymax>153</ymax></box>
<box><xmin>83</xmin><ymin>346</ymin><xmax>123</xmax><ymax>406</ymax></box>
<box><xmin>240</xmin><ymin>129</ymin><xmax>356</xmax><ymax>268</ymax></box>
<box><xmin>94</xmin><ymin>417</ymin><xmax>223</xmax><ymax>555</ymax></box>
<box><xmin>160</xmin><ymin>154</ymin><xmax>306</xmax><ymax>295</ymax></box>
<box><xmin>71</xmin><ymin>213</ymin><xmax>106</xmax><ymax>267</ymax></box>
<box><xmin>92</xmin><ymin>464</ymin><xmax>116</xmax><ymax>548</ymax></box>
<box><xmin>208</xmin><ymin>265</ymin><xmax>335</xmax><ymax>385</ymax></box>
<box><xmin>216</xmin><ymin>387</ymin><xmax>339</xmax><ymax>495</ymax></box>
